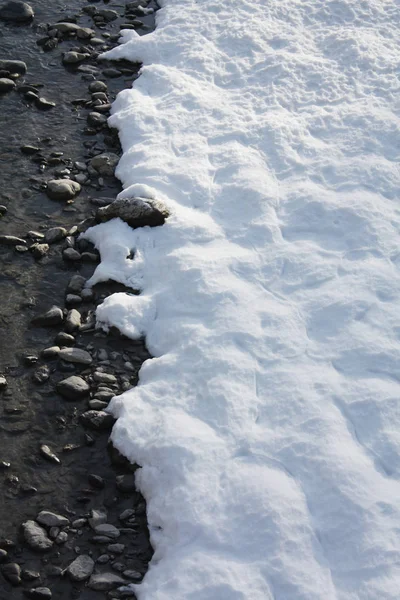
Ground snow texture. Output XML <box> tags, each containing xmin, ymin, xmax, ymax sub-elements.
<box><xmin>83</xmin><ymin>0</ymin><xmax>400</xmax><ymax>598</ymax></box>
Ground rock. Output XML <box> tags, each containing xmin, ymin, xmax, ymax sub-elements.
<box><xmin>51</xmin><ymin>22</ymin><xmax>94</xmax><ymax>38</ymax></box>
<box><xmin>116</xmin><ymin>474</ymin><xmax>136</xmax><ymax>493</ymax></box>
<box><xmin>35</xmin><ymin>97</ymin><xmax>55</xmax><ymax>110</ymax></box>
<box><xmin>0</xmin><ymin>376</ymin><xmax>7</xmax><ymax>389</ymax></box>
<box><xmin>20</xmin><ymin>144</ymin><xmax>39</xmax><ymax>154</ymax></box>
<box><xmin>32</xmin><ymin>306</ymin><xmax>63</xmax><ymax>327</ymax></box>
<box><xmin>96</xmin><ymin>197</ymin><xmax>169</xmax><ymax>229</ymax></box>
<box><xmin>0</xmin><ymin>77</ymin><xmax>15</xmax><ymax>92</ymax></box>
<box><xmin>107</xmin><ymin>543</ymin><xmax>124</xmax><ymax>554</ymax></box>
<box><xmin>97</xmin><ymin>554</ymin><xmax>109</xmax><ymax>564</ymax></box>
<box><xmin>97</xmin><ymin>8</ymin><xmax>118</xmax><ymax>21</ymax></box>
<box><xmin>22</xmin><ymin>520</ymin><xmax>53</xmax><ymax>551</ymax></box>
<box><xmin>36</xmin><ymin>511</ymin><xmax>69</xmax><ymax>528</ymax></box>
<box><xmin>21</xmin><ymin>569</ymin><xmax>40</xmax><ymax>581</ymax></box>
<box><xmin>88</xmin><ymin>572</ymin><xmax>125</xmax><ymax>591</ymax></box>
<box><xmin>65</xmin><ymin>294</ymin><xmax>82</xmax><ymax>306</ymax></box>
<box><xmin>58</xmin><ymin>347</ymin><xmax>92</xmax><ymax>365</ymax></box>
<box><xmin>93</xmin><ymin>371</ymin><xmax>117</xmax><ymax>384</ymax></box>
<box><xmin>88</xmin><ymin>474</ymin><xmax>105</xmax><ymax>489</ymax></box>
<box><xmin>0</xmin><ymin>234</ymin><xmax>26</xmax><ymax>245</ymax></box>
<box><xmin>57</xmin><ymin>375</ymin><xmax>89</xmax><ymax>399</ymax></box>
<box><xmin>67</xmin><ymin>274</ymin><xmax>86</xmax><ymax>293</ymax></box>
<box><xmin>0</xmin><ymin>549</ymin><xmax>7</xmax><ymax>562</ymax></box>
<box><xmin>89</xmin><ymin>399</ymin><xmax>108</xmax><ymax>410</ymax></box>
<box><xmin>48</xmin><ymin>527</ymin><xmax>59</xmax><ymax>539</ymax></box>
<box><xmin>45</xmin><ymin>227</ymin><xmax>67</xmax><ymax>244</ymax></box>
<box><xmin>81</xmin><ymin>288</ymin><xmax>94</xmax><ymax>302</ymax></box>
<box><xmin>93</xmin><ymin>523</ymin><xmax>120</xmax><ymax>539</ymax></box>
<box><xmin>62</xmin><ymin>51</ymin><xmax>89</xmax><ymax>65</ymax></box>
<box><xmin>87</xmin><ymin>111</ymin><xmax>108</xmax><ymax>128</ymax></box>
<box><xmin>0</xmin><ymin>1</ymin><xmax>34</xmax><ymax>22</ymax></box>
<box><xmin>32</xmin><ymin>365</ymin><xmax>50</xmax><ymax>384</ymax></box>
<box><xmin>30</xmin><ymin>243</ymin><xmax>49</xmax><ymax>259</ymax></box>
<box><xmin>66</xmin><ymin>555</ymin><xmax>94</xmax><ymax>581</ymax></box>
<box><xmin>40</xmin><ymin>445</ymin><xmax>60</xmax><ymax>464</ymax></box>
<box><xmin>23</xmin><ymin>587</ymin><xmax>52</xmax><ymax>599</ymax></box>
<box><xmin>46</xmin><ymin>179</ymin><xmax>81</xmax><ymax>201</ymax></box>
<box><xmin>90</xmin><ymin>152</ymin><xmax>119</xmax><ymax>177</ymax></box>
<box><xmin>119</xmin><ymin>509</ymin><xmax>135</xmax><ymax>522</ymax></box>
<box><xmin>55</xmin><ymin>531</ymin><xmax>68</xmax><ymax>544</ymax></box>
<box><xmin>64</xmin><ymin>309</ymin><xmax>81</xmax><ymax>332</ymax></box>
<box><xmin>1</xmin><ymin>562</ymin><xmax>21</xmax><ymax>585</ymax></box>
<box><xmin>55</xmin><ymin>332</ymin><xmax>74</xmax><ymax>346</ymax></box>
<box><xmin>41</xmin><ymin>346</ymin><xmax>60</xmax><ymax>359</ymax></box>
<box><xmin>0</xmin><ymin>59</ymin><xmax>26</xmax><ymax>74</ymax></box>
<box><xmin>80</xmin><ymin>410</ymin><xmax>115</xmax><ymax>431</ymax></box>
<box><xmin>102</xmin><ymin>68</ymin><xmax>121</xmax><ymax>78</ymax></box>
<box><xmin>89</xmin><ymin>508</ymin><xmax>107</xmax><ymax>529</ymax></box>
<box><xmin>63</xmin><ymin>248</ymin><xmax>81</xmax><ymax>261</ymax></box>
<box><xmin>89</xmin><ymin>80</ymin><xmax>107</xmax><ymax>93</ymax></box>
<box><xmin>123</xmin><ymin>570</ymin><xmax>142</xmax><ymax>581</ymax></box>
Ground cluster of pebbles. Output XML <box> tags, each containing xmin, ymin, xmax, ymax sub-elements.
<box><xmin>0</xmin><ymin>0</ymin><xmax>163</xmax><ymax>598</ymax></box>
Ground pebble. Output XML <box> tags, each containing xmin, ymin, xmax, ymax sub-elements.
<box><xmin>0</xmin><ymin>1</ymin><xmax>34</xmax><ymax>22</ymax></box>
<box><xmin>62</xmin><ymin>51</ymin><xmax>90</xmax><ymax>65</ymax></box>
<box><xmin>0</xmin><ymin>205</ymin><xmax>7</xmax><ymax>215</ymax></box>
<box><xmin>0</xmin><ymin>234</ymin><xmax>26</xmax><ymax>246</ymax></box>
<box><xmin>58</xmin><ymin>347</ymin><xmax>92</xmax><ymax>365</ymax></box>
<box><xmin>94</xmin><ymin>371</ymin><xmax>117</xmax><ymax>384</ymax></box>
<box><xmin>88</xmin><ymin>473</ymin><xmax>105</xmax><ymax>489</ymax></box>
<box><xmin>119</xmin><ymin>509</ymin><xmax>135</xmax><ymax>522</ymax></box>
<box><xmin>107</xmin><ymin>543</ymin><xmax>124</xmax><ymax>554</ymax></box>
<box><xmin>35</xmin><ymin>97</ymin><xmax>55</xmax><ymax>110</ymax></box>
<box><xmin>97</xmin><ymin>8</ymin><xmax>118</xmax><ymax>21</ymax></box>
<box><xmin>0</xmin><ymin>77</ymin><xmax>16</xmax><ymax>92</ymax></box>
<box><xmin>88</xmin><ymin>572</ymin><xmax>125</xmax><ymax>591</ymax></box>
<box><xmin>55</xmin><ymin>531</ymin><xmax>68</xmax><ymax>544</ymax></box>
<box><xmin>32</xmin><ymin>306</ymin><xmax>63</xmax><ymax>327</ymax></box>
<box><xmin>40</xmin><ymin>444</ymin><xmax>60</xmax><ymax>464</ymax></box>
<box><xmin>123</xmin><ymin>570</ymin><xmax>142</xmax><ymax>581</ymax></box>
<box><xmin>81</xmin><ymin>288</ymin><xmax>94</xmax><ymax>301</ymax></box>
<box><xmin>64</xmin><ymin>309</ymin><xmax>81</xmax><ymax>332</ymax></box>
<box><xmin>89</xmin><ymin>399</ymin><xmax>108</xmax><ymax>410</ymax></box>
<box><xmin>22</xmin><ymin>520</ymin><xmax>53</xmax><ymax>551</ymax></box>
<box><xmin>89</xmin><ymin>80</ymin><xmax>107</xmax><ymax>93</ymax></box>
<box><xmin>21</xmin><ymin>569</ymin><xmax>40</xmax><ymax>581</ymax></box>
<box><xmin>49</xmin><ymin>527</ymin><xmax>59</xmax><ymax>539</ymax></box>
<box><xmin>94</xmin><ymin>523</ymin><xmax>120</xmax><ymax>539</ymax></box>
<box><xmin>30</xmin><ymin>242</ymin><xmax>49</xmax><ymax>259</ymax></box>
<box><xmin>66</xmin><ymin>554</ymin><xmax>95</xmax><ymax>581</ymax></box>
<box><xmin>45</xmin><ymin>227</ymin><xmax>67</xmax><ymax>244</ymax></box>
<box><xmin>65</xmin><ymin>294</ymin><xmax>82</xmax><ymax>306</ymax></box>
<box><xmin>41</xmin><ymin>346</ymin><xmax>60</xmax><ymax>358</ymax></box>
<box><xmin>46</xmin><ymin>179</ymin><xmax>81</xmax><ymax>201</ymax></box>
<box><xmin>97</xmin><ymin>197</ymin><xmax>168</xmax><ymax>228</ymax></box>
<box><xmin>102</xmin><ymin>68</ymin><xmax>121</xmax><ymax>78</ymax></box>
<box><xmin>67</xmin><ymin>274</ymin><xmax>86</xmax><ymax>293</ymax></box>
<box><xmin>97</xmin><ymin>553</ymin><xmax>110</xmax><ymax>564</ymax></box>
<box><xmin>63</xmin><ymin>247</ymin><xmax>81</xmax><ymax>261</ymax></box>
<box><xmin>1</xmin><ymin>562</ymin><xmax>21</xmax><ymax>585</ymax></box>
<box><xmin>0</xmin><ymin>59</ymin><xmax>27</xmax><ymax>74</ymax></box>
<box><xmin>55</xmin><ymin>332</ymin><xmax>75</xmax><ymax>346</ymax></box>
<box><xmin>0</xmin><ymin>376</ymin><xmax>7</xmax><ymax>389</ymax></box>
<box><xmin>80</xmin><ymin>410</ymin><xmax>115</xmax><ymax>431</ymax></box>
<box><xmin>57</xmin><ymin>375</ymin><xmax>90</xmax><ymax>399</ymax></box>
<box><xmin>36</xmin><ymin>511</ymin><xmax>69</xmax><ymax>528</ymax></box>
<box><xmin>90</xmin><ymin>152</ymin><xmax>119</xmax><ymax>177</ymax></box>
<box><xmin>24</xmin><ymin>587</ymin><xmax>52</xmax><ymax>599</ymax></box>
<box><xmin>0</xmin><ymin>548</ymin><xmax>7</xmax><ymax>562</ymax></box>
<box><xmin>87</xmin><ymin>111</ymin><xmax>108</xmax><ymax>128</ymax></box>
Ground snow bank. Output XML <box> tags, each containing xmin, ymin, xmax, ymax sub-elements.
<box><xmin>84</xmin><ymin>0</ymin><xmax>400</xmax><ymax>597</ymax></box>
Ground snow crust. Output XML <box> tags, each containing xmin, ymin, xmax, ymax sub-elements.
<box><xmin>84</xmin><ymin>1</ymin><xmax>400</xmax><ymax>597</ymax></box>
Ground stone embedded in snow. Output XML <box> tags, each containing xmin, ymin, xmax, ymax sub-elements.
<box><xmin>93</xmin><ymin>523</ymin><xmax>120</xmax><ymax>539</ymax></box>
<box><xmin>89</xmin><ymin>152</ymin><xmax>119</xmax><ymax>177</ymax></box>
<box><xmin>57</xmin><ymin>375</ymin><xmax>90</xmax><ymax>400</ymax></box>
<box><xmin>96</xmin><ymin>197</ymin><xmax>169</xmax><ymax>229</ymax></box>
<box><xmin>66</xmin><ymin>555</ymin><xmax>94</xmax><ymax>581</ymax></box>
<box><xmin>88</xmin><ymin>572</ymin><xmax>125</xmax><ymax>591</ymax></box>
<box><xmin>0</xmin><ymin>1</ymin><xmax>34</xmax><ymax>22</ymax></box>
<box><xmin>22</xmin><ymin>521</ymin><xmax>53</xmax><ymax>551</ymax></box>
<box><xmin>46</xmin><ymin>179</ymin><xmax>81</xmax><ymax>201</ymax></box>
<box><xmin>80</xmin><ymin>410</ymin><xmax>115</xmax><ymax>431</ymax></box>
<box><xmin>36</xmin><ymin>511</ymin><xmax>69</xmax><ymax>528</ymax></box>
<box><xmin>58</xmin><ymin>347</ymin><xmax>92</xmax><ymax>365</ymax></box>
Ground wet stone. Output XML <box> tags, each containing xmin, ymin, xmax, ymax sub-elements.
<box><xmin>0</xmin><ymin>376</ymin><xmax>7</xmax><ymax>389</ymax></box>
<box><xmin>35</xmin><ymin>97</ymin><xmax>55</xmax><ymax>110</ymax></box>
<box><xmin>88</xmin><ymin>572</ymin><xmax>125</xmax><ymax>591</ymax></box>
<box><xmin>24</xmin><ymin>587</ymin><xmax>52</xmax><ymax>599</ymax></box>
<box><xmin>90</xmin><ymin>152</ymin><xmax>119</xmax><ymax>177</ymax></box>
<box><xmin>63</xmin><ymin>247</ymin><xmax>81</xmax><ymax>261</ymax></box>
<box><xmin>62</xmin><ymin>51</ymin><xmax>90</xmax><ymax>65</ymax></box>
<box><xmin>36</xmin><ymin>511</ymin><xmax>69</xmax><ymax>528</ymax></box>
<box><xmin>0</xmin><ymin>234</ymin><xmax>26</xmax><ymax>246</ymax></box>
<box><xmin>22</xmin><ymin>520</ymin><xmax>53</xmax><ymax>551</ymax></box>
<box><xmin>0</xmin><ymin>77</ymin><xmax>16</xmax><ymax>92</ymax></box>
<box><xmin>67</xmin><ymin>274</ymin><xmax>86</xmax><ymax>294</ymax></box>
<box><xmin>88</xmin><ymin>473</ymin><xmax>105</xmax><ymax>489</ymax></box>
<box><xmin>58</xmin><ymin>347</ymin><xmax>92</xmax><ymax>365</ymax></box>
<box><xmin>46</xmin><ymin>179</ymin><xmax>81</xmax><ymax>201</ymax></box>
<box><xmin>107</xmin><ymin>543</ymin><xmax>124</xmax><ymax>554</ymax></box>
<box><xmin>66</xmin><ymin>554</ymin><xmax>95</xmax><ymax>581</ymax></box>
<box><xmin>40</xmin><ymin>444</ymin><xmax>60</xmax><ymax>464</ymax></box>
<box><xmin>64</xmin><ymin>309</ymin><xmax>81</xmax><ymax>332</ymax></box>
<box><xmin>65</xmin><ymin>294</ymin><xmax>82</xmax><ymax>306</ymax></box>
<box><xmin>30</xmin><ymin>242</ymin><xmax>49</xmax><ymax>259</ymax></box>
<box><xmin>0</xmin><ymin>1</ymin><xmax>34</xmax><ymax>22</ymax></box>
<box><xmin>41</xmin><ymin>346</ymin><xmax>60</xmax><ymax>359</ymax></box>
<box><xmin>80</xmin><ymin>410</ymin><xmax>115</xmax><ymax>431</ymax></box>
<box><xmin>55</xmin><ymin>332</ymin><xmax>75</xmax><ymax>346</ymax></box>
<box><xmin>94</xmin><ymin>523</ymin><xmax>120</xmax><ymax>539</ymax></box>
<box><xmin>116</xmin><ymin>474</ymin><xmax>136</xmax><ymax>493</ymax></box>
<box><xmin>32</xmin><ymin>306</ymin><xmax>63</xmax><ymax>327</ymax></box>
<box><xmin>89</xmin><ymin>508</ymin><xmax>107</xmax><ymax>529</ymax></box>
<box><xmin>45</xmin><ymin>226</ymin><xmax>67</xmax><ymax>244</ymax></box>
<box><xmin>1</xmin><ymin>562</ymin><xmax>21</xmax><ymax>586</ymax></box>
<box><xmin>0</xmin><ymin>548</ymin><xmax>7</xmax><ymax>562</ymax></box>
<box><xmin>21</xmin><ymin>569</ymin><xmax>39</xmax><ymax>581</ymax></box>
<box><xmin>0</xmin><ymin>59</ymin><xmax>26</xmax><ymax>74</ymax></box>
<box><xmin>57</xmin><ymin>375</ymin><xmax>90</xmax><ymax>399</ymax></box>
<box><xmin>32</xmin><ymin>365</ymin><xmax>51</xmax><ymax>384</ymax></box>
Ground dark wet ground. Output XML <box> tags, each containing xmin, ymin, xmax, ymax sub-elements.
<box><xmin>0</xmin><ymin>1</ymin><xmax>158</xmax><ymax>598</ymax></box>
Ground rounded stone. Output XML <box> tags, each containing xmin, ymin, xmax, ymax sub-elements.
<box><xmin>0</xmin><ymin>1</ymin><xmax>34</xmax><ymax>22</ymax></box>
<box><xmin>0</xmin><ymin>77</ymin><xmax>16</xmax><ymax>93</ymax></box>
<box><xmin>46</xmin><ymin>179</ymin><xmax>81</xmax><ymax>201</ymax></box>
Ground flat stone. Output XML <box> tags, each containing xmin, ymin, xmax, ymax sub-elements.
<box><xmin>46</xmin><ymin>179</ymin><xmax>81</xmax><ymax>201</ymax></box>
<box><xmin>0</xmin><ymin>59</ymin><xmax>26</xmax><ymax>74</ymax></box>
<box><xmin>0</xmin><ymin>234</ymin><xmax>26</xmax><ymax>245</ymax></box>
<box><xmin>23</xmin><ymin>587</ymin><xmax>52</xmax><ymax>599</ymax></box>
<box><xmin>93</xmin><ymin>371</ymin><xmax>117</xmax><ymax>384</ymax></box>
<box><xmin>93</xmin><ymin>523</ymin><xmax>120</xmax><ymax>539</ymax></box>
<box><xmin>0</xmin><ymin>77</ymin><xmax>16</xmax><ymax>92</ymax></box>
<box><xmin>87</xmin><ymin>111</ymin><xmax>108</xmax><ymax>128</ymax></box>
<box><xmin>80</xmin><ymin>410</ymin><xmax>115</xmax><ymax>431</ymax></box>
<box><xmin>88</xmin><ymin>474</ymin><xmax>105</xmax><ymax>489</ymax></box>
<box><xmin>35</xmin><ymin>97</ymin><xmax>55</xmax><ymax>110</ymax></box>
<box><xmin>96</xmin><ymin>197</ymin><xmax>169</xmax><ymax>229</ymax></box>
<box><xmin>22</xmin><ymin>520</ymin><xmax>53</xmax><ymax>551</ymax></box>
<box><xmin>58</xmin><ymin>347</ymin><xmax>92</xmax><ymax>365</ymax></box>
<box><xmin>40</xmin><ymin>444</ymin><xmax>60</xmax><ymax>464</ymax></box>
<box><xmin>55</xmin><ymin>332</ymin><xmax>75</xmax><ymax>346</ymax></box>
<box><xmin>36</xmin><ymin>511</ymin><xmax>69</xmax><ymax>528</ymax></box>
<box><xmin>107</xmin><ymin>543</ymin><xmax>124</xmax><ymax>554</ymax></box>
<box><xmin>90</xmin><ymin>152</ymin><xmax>119</xmax><ymax>177</ymax></box>
<box><xmin>0</xmin><ymin>548</ymin><xmax>8</xmax><ymax>562</ymax></box>
<box><xmin>97</xmin><ymin>8</ymin><xmax>118</xmax><ymax>21</ymax></box>
<box><xmin>0</xmin><ymin>1</ymin><xmax>33</xmax><ymax>22</ymax></box>
<box><xmin>89</xmin><ymin>399</ymin><xmax>108</xmax><ymax>410</ymax></box>
<box><xmin>51</xmin><ymin>22</ymin><xmax>94</xmax><ymax>38</ymax></box>
<box><xmin>32</xmin><ymin>365</ymin><xmax>50</xmax><ymax>384</ymax></box>
<box><xmin>88</xmin><ymin>572</ymin><xmax>125</xmax><ymax>591</ymax></box>
<box><xmin>123</xmin><ymin>570</ymin><xmax>142</xmax><ymax>581</ymax></box>
<box><xmin>66</xmin><ymin>554</ymin><xmax>94</xmax><ymax>581</ymax></box>
<box><xmin>65</xmin><ymin>294</ymin><xmax>82</xmax><ymax>306</ymax></box>
<box><xmin>55</xmin><ymin>531</ymin><xmax>68</xmax><ymax>544</ymax></box>
<box><xmin>32</xmin><ymin>306</ymin><xmax>63</xmax><ymax>327</ymax></box>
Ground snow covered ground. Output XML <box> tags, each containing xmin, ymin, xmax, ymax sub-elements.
<box><xmin>84</xmin><ymin>0</ymin><xmax>400</xmax><ymax>598</ymax></box>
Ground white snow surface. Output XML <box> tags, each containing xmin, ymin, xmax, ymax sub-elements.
<box><xmin>84</xmin><ymin>1</ymin><xmax>400</xmax><ymax>598</ymax></box>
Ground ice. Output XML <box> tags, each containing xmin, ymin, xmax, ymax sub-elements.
<box><xmin>83</xmin><ymin>0</ymin><xmax>400</xmax><ymax>598</ymax></box>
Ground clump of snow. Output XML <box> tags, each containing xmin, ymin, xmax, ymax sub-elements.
<box><xmin>84</xmin><ymin>0</ymin><xmax>400</xmax><ymax>598</ymax></box>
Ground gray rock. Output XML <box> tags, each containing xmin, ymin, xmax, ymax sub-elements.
<box><xmin>119</xmin><ymin>509</ymin><xmax>135</xmax><ymax>522</ymax></box>
<box><xmin>21</xmin><ymin>569</ymin><xmax>40</xmax><ymax>581</ymax></box>
<box><xmin>62</xmin><ymin>51</ymin><xmax>89</xmax><ymax>65</ymax></box>
<box><xmin>89</xmin><ymin>80</ymin><xmax>107</xmax><ymax>93</ymax></box>
<box><xmin>80</xmin><ymin>410</ymin><xmax>115</xmax><ymax>431</ymax></box>
<box><xmin>107</xmin><ymin>543</ymin><xmax>125</xmax><ymax>554</ymax></box>
<box><xmin>94</xmin><ymin>523</ymin><xmax>120</xmax><ymax>539</ymax></box>
<box><xmin>74</xmin><ymin>173</ymin><xmax>87</xmax><ymax>185</ymax></box>
<box><xmin>87</xmin><ymin>111</ymin><xmax>108</xmax><ymax>128</ymax></box>
<box><xmin>22</xmin><ymin>520</ymin><xmax>53</xmax><ymax>551</ymax></box>
<box><xmin>0</xmin><ymin>59</ymin><xmax>26</xmax><ymax>74</ymax></box>
<box><xmin>24</xmin><ymin>587</ymin><xmax>52</xmax><ymax>599</ymax></box>
<box><xmin>36</xmin><ymin>511</ymin><xmax>69</xmax><ymax>528</ymax></box>
<box><xmin>0</xmin><ymin>548</ymin><xmax>8</xmax><ymax>562</ymax></box>
<box><xmin>64</xmin><ymin>309</ymin><xmax>81</xmax><ymax>332</ymax></box>
<box><xmin>116</xmin><ymin>474</ymin><xmax>136</xmax><ymax>493</ymax></box>
<box><xmin>66</xmin><ymin>555</ymin><xmax>94</xmax><ymax>581</ymax></box>
<box><xmin>63</xmin><ymin>247</ymin><xmax>81</xmax><ymax>261</ymax></box>
<box><xmin>0</xmin><ymin>1</ymin><xmax>33</xmax><ymax>22</ymax></box>
<box><xmin>0</xmin><ymin>376</ymin><xmax>7</xmax><ymax>389</ymax></box>
<box><xmin>40</xmin><ymin>444</ymin><xmax>60</xmax><ymax>464</ymax></box>
<box><xmin>32</xmin><ymin>365</ymin><xmax>50</xmax><ymax>384</ymax></box>
<box><xmin>55</xmin><ymin>332</ymin><xmax>75</xmax><ymax>346</ymax></box>
<box><xmin>32</xmin><ymin>306</ymin><xmax>63</xmax><ymax>326</ymax></box>
<box><xmin>67</xmin><ymin>274</ymin><xmax>86</xmax><ymax>293</ymax></box>
<box><xmin>72</xmin><ymin>518</ymin><xmax>86</xmax><ymax>528</ymax></box>
<box><xmin>88</xmin><ymin>572</ymin><xmax>125</xmax><ymax>591</ymax></box>
<box><xmin>30</xmin><ymin>243</ymin><xmax>49</xmax><ymax>259</ymax></box>
<box><xmin>102</xmin><ymin>68</ymin><xmax>121</xmax><ymax>78</ymax></box>
<box><xmin>55</xmin><ymin>531</ymin><xmax>68</xmax><ymax>544</ymax></box>
<box><xmin>57</xmin><ymin>375</ymin><xmax>90</xmax><ymax>399</ymax></box>
<box><xmin>51</xmin><ymin>22</ymin><xmax>94</xmax><ymax>38</ymax></box>
<box><xmin>81</xmin><ymin>288</ymin><xmax>94</xmax><ymax>301</ymax></box>
<box><xmin>0</xmin><ymin>234</ymin><xmax>26</xmax><ymax>246</ymax></box>
<box><xmin>97</xmin><ymin>8</ymin><xmax>118</xmax><ymax>21</ymax></box>
<box><xmin>35</xmin><ymin>97</ymin><xmax>55</xmax><ymax>110</ymax></box>
<box><xmin>123</xmin><ymin>570</ymin><xmax>142</xmax><ymax>581</ymax></box>
<box><xmin>89</xmin><ymin>508</ymin><xmax>107</xmax><ymax>529</ymax></box>
<box><xmin>41</xmin><ymin>346</ymin><xmax>60</xmax><ymax>358</ymax></box>
<box><xmin>0</xmin><ymin>77</ymin><xmax>16</xmax><ymax>93</ymax></box>
<box><xmin>46</xmin><ymin>179</ymin><xmax>81</xmax><ymax>201</ymax></box>
<box><xmin>49</xmin><ymin>527</ymin><xmax>59</xmax><ymax>539</ymax></box>
<box><xmin>94</xmin><ymin>371</ymin><xmax>117</xmax><ymax>384</ymax></box>
<box><xmin>1</xmin><ymin>562</ymin><xmax>21</xmax><ymax>585</ymax></box>
<box><xmin>89</xmin><ymin>399</ymin><xmax>108</xmax><ymax>410</ymax></box>
<box><xmin>90</xmin><ymin>152</ymin><xmax>119</xmax><ymax>177</ymax></box>
<box><xmin>58</xmin><ymin>347</ymin><xmax>92</xmax><ymax>365</ymax></box>
<box><xmin>96</xmin><ymin>197</ymin><xmax>169</xmax><ymax>229</ymax></box>
<box><xmin>45</xmin><ymin>226</ymin><xmax>67</xmax><ymax>244</ymax></box>
<box><xmin>96</xmin><ymin>554</ymin><xmax>110</xmax><ymax>564</ymax></box>
<box><xmin>65</xmin><ymin>294</ymin><xmax>82</xmax><ymax>306</ymax></box>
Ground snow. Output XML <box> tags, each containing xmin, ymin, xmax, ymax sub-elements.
<box><xmin>83</xmin><ymin>0</ymin><xmax>400</xmax><ymax>598</ymax></box>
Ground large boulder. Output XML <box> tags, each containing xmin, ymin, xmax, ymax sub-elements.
<box><xmin>96</xmin><ymin>197</ymin><xmax>169</xmax><ymax>228</ymax></box>
<box><xmin>0</xmin><ymin>1</ymin><xmax>34</xmax><ymax>22</ymax></box>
